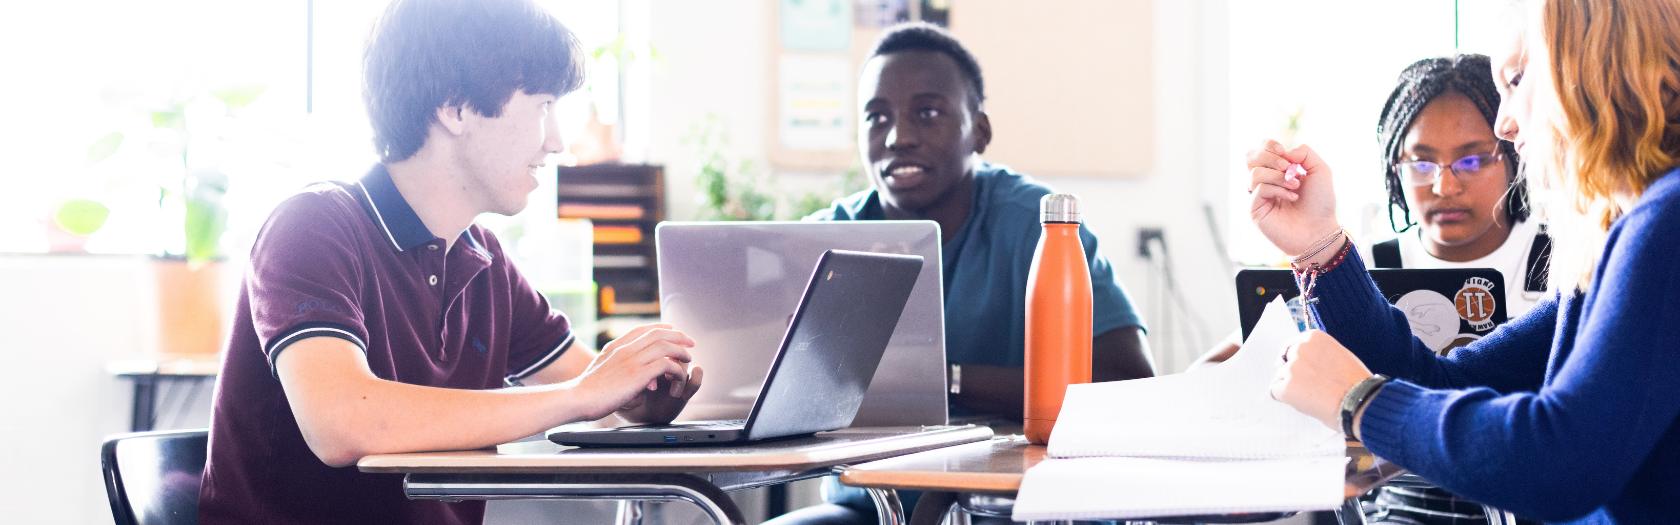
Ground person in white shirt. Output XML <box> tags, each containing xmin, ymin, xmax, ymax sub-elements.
<box><xmin>1366</xmin><ymin>54</ymin><xmax>1549</xmax><ymax>320</ymax></box>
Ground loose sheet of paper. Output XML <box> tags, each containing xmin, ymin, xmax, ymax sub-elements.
<box><xmin>1047</xmin><ymin>297</ymin><xmax>1344</xmax><ymax>459</ymax></box>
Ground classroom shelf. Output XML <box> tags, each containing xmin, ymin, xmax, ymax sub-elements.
<box><xmin>556</xmin><ymin>164</ymin><xmax>664</xmax><ymax>320</ymax></box>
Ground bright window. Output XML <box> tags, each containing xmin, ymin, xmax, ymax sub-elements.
<box><xmin>3</xmin><ymin>0</ymin><xmax>632</xmax><ymax>256</ymax></box>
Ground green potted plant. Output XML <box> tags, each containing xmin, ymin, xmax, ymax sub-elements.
<box><xmin>148</xmin><ymin>85</ymin><xmax>262</xmax><ymax>358</ymax></box>
<box><xmin>691</xmin><ymin>115</ymin><xmax>774</xmax><ymax>220</ymax></box>
<box><xmin>152</xmin><ymin>86</ymin><xmax>262</xmax><ymax>263</ymax></box>
<box><xmin>688</xmin><ymin>114</ymin><xmax>863</xmax><ymax>221</ymax></box>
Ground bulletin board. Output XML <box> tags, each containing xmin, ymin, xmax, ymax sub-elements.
<box><xmin>949</xmin><ymin>0</ymin><xmax>1155</xmax><ymax>178</ymax></box>
<box><xmin>766</xmin><ymin>0</ymin><xmax>885</xmax><ymax>171</ymax></box>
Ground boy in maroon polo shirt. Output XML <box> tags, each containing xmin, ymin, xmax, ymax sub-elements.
<box><xmin>197</xmin><ymin>1</ymin><xmax>704</xmax><ymax>523</ymax></box>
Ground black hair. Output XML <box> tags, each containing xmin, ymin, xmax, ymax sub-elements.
<box><xmin>363</xmin><ymin>0</ymin><xmax>586</xmax><ymax>162</ymax></box>
<box><xmin>1376</xmin><ymin>54</ymin><xmax>1527</xmax><ymax>232</ymax></box>
<box><xmin>869</xmin><ymin>22</ymin><xmax>986</xmax><ymax>110</ymax></box>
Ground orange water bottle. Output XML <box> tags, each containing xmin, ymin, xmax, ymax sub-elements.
<box><xmin>1024</xmin><ymin>193</ymin><xmax>1093</xmax><ymax>445</ymax></box>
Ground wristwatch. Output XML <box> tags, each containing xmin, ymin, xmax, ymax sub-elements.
<box><xmin>948</xmin><ymin>362</ymin><xmax>962</xmax><ymax>395</ymax></box>
<box><xmin>1340</xmin><ymin>374</ymin><xmax>1390</xmax><ymax>440</ymax></box>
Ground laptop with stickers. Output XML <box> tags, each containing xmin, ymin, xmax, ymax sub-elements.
<box><xmin>1235</xmin><ymin>268</ymin><xmax>1508</xmax><ymax>355</ymax></box>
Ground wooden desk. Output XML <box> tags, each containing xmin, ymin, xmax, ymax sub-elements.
<box><xmin>358</xmin><ymin>425</ymin><xmax>993</xmax><ymax>525</ymax></box>
<box><xmin>840</xmin><ymin>435</ymin><xmax>1405</xmax><ymax>525</ymax></box>
<box><xmin>108</xmin><ymin>357</ymin><xmax>220</xmax><ymax>432</ymax></box>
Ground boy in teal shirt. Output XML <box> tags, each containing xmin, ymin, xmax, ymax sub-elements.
<box><xmin>778</xmin><ymin>22</ymin><xmax>1153</xmax><ymax>524</ymax></box>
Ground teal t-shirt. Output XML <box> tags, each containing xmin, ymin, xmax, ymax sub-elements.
<box><xmin>809</xmin><ymin>163</ymin><xmax>1145</xmax><ymax>369</ymax></box>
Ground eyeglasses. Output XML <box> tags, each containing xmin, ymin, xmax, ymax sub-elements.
<box><xmin>1396</xmin><ymin>152</ymin><xmax>1503</xmax><ymax>186</ymax></box>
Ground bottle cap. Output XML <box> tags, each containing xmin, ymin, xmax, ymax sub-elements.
<box><xmin>1039</xmin><ymin>194</ymin><xmax>1081</xmax><ymax>223</ymax></box>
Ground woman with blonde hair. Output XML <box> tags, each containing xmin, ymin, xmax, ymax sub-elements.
<box><xmin>1250</xmin><ymin>0</ymin><xmax>1680</xmax><ymax>522</ymax></box>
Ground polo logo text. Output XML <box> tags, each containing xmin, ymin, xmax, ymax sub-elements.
<box><xmin>296</xmin><ymin>299</ymin><xmax>348</xmax><ymax>316</ymax></box>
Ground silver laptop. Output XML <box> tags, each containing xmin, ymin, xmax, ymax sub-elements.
<box><xmin>654</xmin><ymin>221</ymin><xmax>948</xmax><ymax>427</ymax></box>
<box><xmin>548</xmin><ymin>250</ymin><xmax>923</xmax><ymax>446</ymax></box>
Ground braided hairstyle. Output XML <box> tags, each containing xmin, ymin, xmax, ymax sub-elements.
<box><xmin>1375</xmin><ymin>54</ymin><xmax>1527</xmax><ymax>232</ymax></box>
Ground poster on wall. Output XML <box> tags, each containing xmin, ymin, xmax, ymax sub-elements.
<box><xmin>781</xmin><ymin>0</ymin><xmax>851</xmax><ymax>51</ymax></box>
<box><xmin>854</xmin><ymin>0</ymin><xmax>946</xmax><ymax>29</ymax></box>
<box><xmin>854</xmin><ymin>0</ymin><xmax>908</xmax><ymax>29</ymax></box>
<box><xmin>777</xmin><ymin>55</ymin><xmax>853</xmax><ymax>151</ymax></box>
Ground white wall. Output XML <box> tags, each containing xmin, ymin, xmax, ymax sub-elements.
<box><xmin>0</xmin><ymin>255</ymin><xmax>222</xmax><ymax>524</ymax></box>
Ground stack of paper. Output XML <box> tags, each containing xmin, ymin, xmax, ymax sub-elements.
<box><xmin>1013</xmin><ymin>298</ymin><xmax>1349</xmax><ymax>521</ymax></box>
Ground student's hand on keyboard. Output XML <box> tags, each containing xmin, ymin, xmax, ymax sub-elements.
<box><xmin>618</xmin><ymin>364</ymin><xmax>705</xmax><ymax>425</ymax></box>
<box><xmin>567</xmin><ymin>323</ymin><xmax>696</xmax><ymax>421</ymax></box>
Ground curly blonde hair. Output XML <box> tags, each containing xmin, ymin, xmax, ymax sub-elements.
<box><xmin>1527</xmin><ymin>0</ymin><xmax>1680</xmax><ymax>291</ymax></box>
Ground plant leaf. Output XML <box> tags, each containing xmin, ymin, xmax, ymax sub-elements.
<box><xmin>151</xmin><ymin>107</ymin><xmax>184</xmax><ymax>129</ymax></box>
<box><xmin>87</xmin><ymin>132</ymin><xmax>124</xmax><ymax>163</ymax></box>
<box><xmin>211</xmin><ymin>85</ymin><xmax>267</xmax><ymax>110</ymax></box>
<box><xmin>53</xmin><ymin>199</ymin><xmax>110</xmax><ymax>236</ymax></box>
<box><xmin>183</xmin><ymin>194</ymin><xmax>228</xmax><ymax>264</ymax></box>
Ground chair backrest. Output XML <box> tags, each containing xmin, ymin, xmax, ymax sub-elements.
<box><xmin>101</xmin><ymin>429</ymin><xmax>208</xmax><ymax>525</ymax></box>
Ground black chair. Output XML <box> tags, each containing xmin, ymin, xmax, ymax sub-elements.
<box><xmin>101</xmin><ymin>429</ymin><xmax>208</xmax><ymax>525</ymax></box>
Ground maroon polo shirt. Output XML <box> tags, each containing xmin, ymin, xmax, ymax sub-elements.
<box><xmin>199</xmin><ymin>165</ymin><xmax>573</xmax><ymax>524</ymax></box>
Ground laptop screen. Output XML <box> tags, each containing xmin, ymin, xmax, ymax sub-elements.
<box><xmin>1234</xmin><ymin>268</ymin><xmax>1508</xmax><ymax>354</ymax></box>
<box><xmin>741</xmin><ymin>250</ymin><xmax>923</xmax><ymax>439</ymax></box>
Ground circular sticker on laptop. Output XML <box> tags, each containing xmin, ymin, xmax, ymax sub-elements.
<box><xmin>1454</xmin><ymin>277</ymin><xmax>1499</xmax><ymax>331</ymax></box>
<box><xmin>1395</xmin><ymin>289</ymin><xmax>1459</xmax><ymax>353</ymax></box>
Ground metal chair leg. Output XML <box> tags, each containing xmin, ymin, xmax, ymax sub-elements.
<box><xmin>947</xmin><ymin>504</ymin><xmax>970</xmax><ymax>525</ymax></box>
<box><xmin>866</xmin><ymin>487</ymin><xmax>906</xmax><ymax>525</ymax></box>
<box><xmin>1479</xmin><ymin>504</ymin><xmax>1518</xmax><ymax>525</ymax></box>
<box><xmin>1335</xmin><ymin>496</ymin><xmax>1368</xmax><ymax>525</ymax></box>
<box><xmin>908</xmin><ymin>491</ymin><xmax>957</xmax><ymax>525</ymax></box>
<box><xmin>615</xmin><ymin>500</ymin><xmax>644</xmax><ymax>525</ymax></box>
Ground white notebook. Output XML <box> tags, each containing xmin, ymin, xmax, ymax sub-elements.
<box><xmin>1013</xmin><ymin>456</ymin><xmax>1348</xmax><ymax>521</ymax></box>
<box><xmin>1013</xmin><ymin>298</ymin><xmax>1347</xmax><ymax>521</ymax></box>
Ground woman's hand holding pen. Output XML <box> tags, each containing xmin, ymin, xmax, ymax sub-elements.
<box><xmin>1247</xmin><ymin>139</ymin><xmax>1343</xmax><ymax>261</ymax></box>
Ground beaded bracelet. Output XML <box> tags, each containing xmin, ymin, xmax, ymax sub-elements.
<box><xmin>1291</xmin><ymin>228</ymin><xmax>1346</xmax><ymax>265</ymax></box>
<box><xmin>1291</xmin><ymin>237</ymin><xmax>1353</xmax><ymax>329</ymax></box>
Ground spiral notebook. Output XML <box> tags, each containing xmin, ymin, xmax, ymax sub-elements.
<box><xmin>1013</xmin><ymin>297</ymin><xmax>1346</xmax><ymax>521</ymax></box>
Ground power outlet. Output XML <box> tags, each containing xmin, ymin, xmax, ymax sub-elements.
<box><xmin>1136</xmin><ymin>227</ymin><xmax>1164</xmax><ymax>259</ymax></box>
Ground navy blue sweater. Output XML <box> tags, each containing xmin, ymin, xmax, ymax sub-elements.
<box><xmin>1311</xmin><ymin>168</ymin><xmax>1680</xmax><ymax>524</ymax></box>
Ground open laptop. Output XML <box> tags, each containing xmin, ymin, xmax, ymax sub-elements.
<box><xmin>653</xmin><ymin>221</ymin><xmax>947</xmax><ymax>427</ymax></box>
<box><xmin>1235</xmin><ymin>268</ymin><xmax>1507</xmax><ymax>354</ymax></box>
<box><xmin>548</xmin><ymin>249</ymin><xmax>924</xmax><ymax>447</ymax></box>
